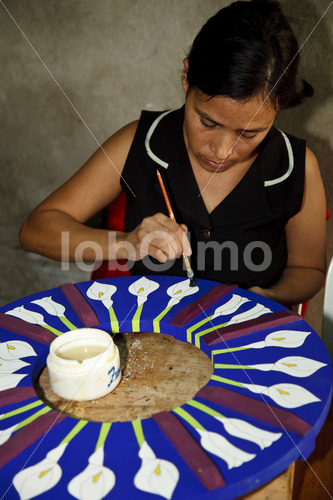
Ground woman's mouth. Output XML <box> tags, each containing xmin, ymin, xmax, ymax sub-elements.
<box><xmin>204</xmin><ymin>158</ymin><xmax>232</xmax><ymax>170</ymax></box>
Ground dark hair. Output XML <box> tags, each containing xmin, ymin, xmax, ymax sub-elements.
<box><xmin>186</xmin><ymin>0</ymin><xmax>313</xmax><ymax>108</ymax></box>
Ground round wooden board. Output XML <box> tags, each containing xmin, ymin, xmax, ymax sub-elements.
<box><xmin>36</xmin><ymin>332</ymin><xmax>214</xmax><ymax>422</ymax></box>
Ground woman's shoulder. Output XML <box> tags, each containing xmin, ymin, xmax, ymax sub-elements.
<box><xmin>104</xmin><ymin>119</ymin><xmax>139</xmax><ymax>150</ymax></box>
<box><xmin>304</xmin><ymin>146</ymin><xmax>322</xmax><ymax>185</ymax></box>
<box><xmin>105</xmin><ymin>106</ymin><xmax>183</xmax><ymax>159</ymax></box>
<box><xmin>134</xmin><ymin>107</ymin><xmax>182</xmax><ymax>135</ymax></box>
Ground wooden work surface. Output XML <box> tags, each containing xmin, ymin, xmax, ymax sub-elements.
<box><xmin>36</xmin><ymin>332</ymin><xmax>214</xmax><ymax>422</ymax></box>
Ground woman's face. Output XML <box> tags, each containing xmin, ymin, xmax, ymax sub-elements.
<box><xmin>182</xmin><ymin>87</ymin><xmax>278</xmax><ymax>175</ymax></box>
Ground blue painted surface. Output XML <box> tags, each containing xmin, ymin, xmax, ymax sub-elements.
<box><xmin>0</xmin><ymin>276</ymin><xmax>331</xmax><ymax>499</ymax></box>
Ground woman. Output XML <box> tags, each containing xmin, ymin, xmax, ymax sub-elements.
<box><xmin>19</xmin><ymin>0</ymin><xmax>327</xmax><ymax>307</ymax></box>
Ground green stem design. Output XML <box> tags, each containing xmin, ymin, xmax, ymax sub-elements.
<box><xmin>132</xmin><ymin>304</ymin><xmax>143</xmax><ymax>332</ymax></box>
<box><xmin>95</xmin><ymin>422</ymin><xmax>112</xmax><ymax>450</ymax></box>
<box><xmin>60</xmin><ymin>316</ymin><xmax>79</xmax><ymax>331</ymax></box>
<box><xmin>187</xmin><ymin>399</ymin><xmax>225</xmax><ymax>419</ymax></box>
<box><xmin>194</xmin><ymin>322</ymin><xmax>227</xmax><ymax>348</ymax></box>
<box><xmin>211</xmin><ymin>374</ymin><xmax>246</xmax><ymax>388</ymax></box>
<box><xmin>195</xmin><ymin>322</ymin><xmax>227</xmax><ymax>338</ymax></box>
<box><xmin>214</xmin><ymin>364</ymin><xmax>253</xmax><ymax>370</ymax></box>
<box><xmin>0</xmin><ymin>400</ymin><xmax>43</xmax><ymax>421</ymax></box>
<box><xmin>60</xmin><ymin>420</ymin><xmax>89</xmax><ymax>446</ymax></box>
<box><xmin>153</xmin><ymin>306</ymin><xmax>173</xmax><ymax>333</ymax></box>
<box><xmin>173</xmin><ymin>407</ymin><xmax>205</xmax><ymax>431</ymax></box>
<box><xmin>109</xmin><ymin>306</ymin><xmax>119</xmax><ymax>333</ymax></box>
<box><xmin>15</xmin><ymin>406</ymin><xmax>52</xmax><ymax>432</ymax></box>
<box><xmin>42</xmin><ymin>325</ymin><xmax>64</xmax><ymax>336</ymax></box>
<box><xmin>210</xmin><ymin>345</ymin><xmax>250</xmax><ymax>362</ymax></box>
<box><xmin>186</xmin><ymin>315</ymin><xmax>213</xmax><ymax>343</ymax></box>
<box><xmin>132</xmin><ymin>419</ymin><xmax>145</xmax><ymax>448</ymax></box>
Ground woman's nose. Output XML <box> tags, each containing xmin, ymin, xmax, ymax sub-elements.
<box><xmin>210</xmin><ymin>133</ymin><xmax>235</xmax><ymax>162</ymax></box>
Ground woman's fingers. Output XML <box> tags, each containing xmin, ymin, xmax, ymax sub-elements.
<box><xmin>125</xmin><ymin>213</ymin><xmax>191</xmax><ymax>262</ymax></box>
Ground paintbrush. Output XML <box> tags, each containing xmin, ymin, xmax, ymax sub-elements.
<box><xmin>156</xmin><ymin>170</ymin><xmax>198</xmax><ymax>288</ymax></box>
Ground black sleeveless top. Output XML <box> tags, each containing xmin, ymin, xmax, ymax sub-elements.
<box><xmin>120</xmin><ymin>107</ymin><xmax>306</xmax><ymax>289</ymax></box>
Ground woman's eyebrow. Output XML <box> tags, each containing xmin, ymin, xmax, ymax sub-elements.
<box><xmin>195</xmin><ymin>107</ymin><xmax>268</xmax><ymax>133</ymax></box>
<box><xmin>195</xmin><ymin>108</ymin><xmax>223</xmax><ymax>126</ymax></box>
<box><xmin>241</xmin><ymin>125</ymin><xmax>268</xmax><ymax>133</ymax></box>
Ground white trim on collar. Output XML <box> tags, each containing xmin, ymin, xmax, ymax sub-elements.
<box><xmin>144</xmin><ymin>110</ymin><xmax>173</xmax><ymax>169</ymax></box>
<box><xmin>264</xmin><ymin>129</ymin><xmax>294</xmax><ymax>187</ymax></box>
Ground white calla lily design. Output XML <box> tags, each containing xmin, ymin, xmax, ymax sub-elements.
<box><xmin>191</xmin><ymin>301</ymin><xmax>270</xmax><ymax>348</ymax></box>
<box><xmin>13</xmin><ymin>442</ymin><xmax>68</xmax><ymax>499</ymax></box>
<box><xmin>31</xmin><ymin>296</ymin><xmax>78</xmax><ymax>330</ymax></box>
<box><xmin>211</xmin><ymin>329</ymin><xmax>313</xmax><ymax>358</ymax></box>
<box><xmin>174</xmin><ymin>406</ymin><xmax>257</xmax><ymax>469</ymax></box>
<box><xmin>129</xmin><ymin>277</ymin><xmax>160</xmax><ymax>307</ymax></box>
<box><xmin>86</xmin><ymin>282</ymin><xmax>117</xmax><ymax>309</ymax></box>
<box><xmin>243</xmin><ymin>382</ymin><xmax>321</xmax><ymax>408</ymax></box>
<box><xmin>68</xmin><ymin>445</ymin><xmax>115</xmax><ymax>500</ymax></box>
<box><xmin>5</xmin><ymin>306</ymin><xmax>48</xmax><ymax>326</ymax></box>
<box><xmin>134</xmin><ymin>441</ymin><xmax>179</xmax><ymax>499</ymax></box>
<box><xmin>189</xmin><ymin>294</ymin><xmax>253</xmax><ymax>346</ymax></box>
<box><xmin>226</xmin><ymin>303</ymin><xmax>271</xmax><ymax>325</ymax></box>
<box><xmin>0</xmin><ymin>340</ymin><xmax>37</xmax><ymax>360</ymax></box>
<box><xmin>197</xmin><ymin>429</ymin><xmax>255</xmax><ymax>469</ymax></box>
<box><xmin>166</xmin><ymin>279</ymin><xmax>199</xmax><ymax>308</ymax></box>
<box><xmin>211</xmin><ymin>294</ymin><xmax>250</xmax><ymax>320</ymax></box>
<box><xmin>31</xmin><ymin>296</ymin><xmax>66</xmax><ymax>317</ymax></box>
<box><xmin>0</xmin><ymin>422</ymin><xmax>18</xmax><ymax>445</ymax></box>
<box><xmin>247</xmin><ymin>330</ymin><xmax>313</xmax><ymax>350</ymax></box>
<box><xmin>5</xmin><ymin>305</ymin><xmax>64</xmax><ymax>336</ymax></box>
<box><xmin>130</xmin><ymin>278</ymin><xmax>160</xmax><ymax>331</ymax></box>
<box><xmin>216</xmin><ymin>417</ymin><xmax>282</xmax><ymax>450</ymax></box>
<box><xmin>154</xmin><ymin>279</ymin><xmax>199</xmax><ymax>333</ymax></box>
<box><xmin>0</xmin><ymin>358</ymin><xmax>29</xmax><ymax>374</ymax></box>
<box><xmin>0</xmin><ymin>373</ymin><xmax>27</xmax><ymax>391</ymax></box>
<box><xmin>249</xmin><ymin>356</ymin><xmax>327</xmax><ymax>378</ymax></box>
<box><xmin>264</xmin><ymin>330</ymin><xmax>312</xmax><ymax>348</ymax></box>
<box><xmin>187</xmin><ymin>400</ymin><xmax>282</xmax><ymax>451</ymax></box>
<box><xmin>86</xmin><ymin>282</ymin><xmax>119</xmax><ymax>332</ymax></box>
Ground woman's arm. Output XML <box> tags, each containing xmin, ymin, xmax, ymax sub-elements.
<box><xmin>249</xmin><ymin>147</ymin><xmax>327</xmax><ymax>307</ymax></box>
<box><xmin>19</xmin><ymin>120</ymin><xmax>191</xmax><ymax>265</ymax></box>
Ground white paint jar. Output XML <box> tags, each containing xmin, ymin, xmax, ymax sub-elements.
<box><xmin>47</xmin><ymin>328</ymin><xmax>121</xmax><ymax>401</ymax></box>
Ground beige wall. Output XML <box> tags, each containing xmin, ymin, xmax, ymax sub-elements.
<box><xmin>1</xmin><ymin>0</ymin><xmax>332</xmax><ymax>332</ymax></box>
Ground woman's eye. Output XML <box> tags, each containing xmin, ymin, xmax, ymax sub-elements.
<box><xmin>201</xmin><ymin>119</ymin><xmax>215</xmax><ymax>128</ymax></box>
<box><xmin>242</xmin><ymin>133</ymin><xmax>257</xmax><ymax>140</ymax></box>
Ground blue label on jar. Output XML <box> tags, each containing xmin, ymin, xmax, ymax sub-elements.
<box><xmin>108</xmin><ymin>366</ymin><xmax>121</xmax><ymax>386</ymax></box>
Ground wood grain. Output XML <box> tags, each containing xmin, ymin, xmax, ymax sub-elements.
<box><xmin>36</xmin><ymin>332</ymin><xmax>214</xmax><ymax>422</ymax></box>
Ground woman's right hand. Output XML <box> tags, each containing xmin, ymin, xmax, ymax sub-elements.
<box><xmin>116</xmin><ymin>213</ymin><xmax>192</xmax><ymax>263</ymax></box>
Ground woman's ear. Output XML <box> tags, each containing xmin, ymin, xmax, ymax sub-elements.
<box><xmin>181</xmin><ymin>58</ymin><xmax>189</xmax><ymax>93</ymax></box>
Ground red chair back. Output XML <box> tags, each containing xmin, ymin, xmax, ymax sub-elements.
<box><xmin>91</xmin><ymin>192</ymin><xmax>130</xmax><ymax>280</ymax></box>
